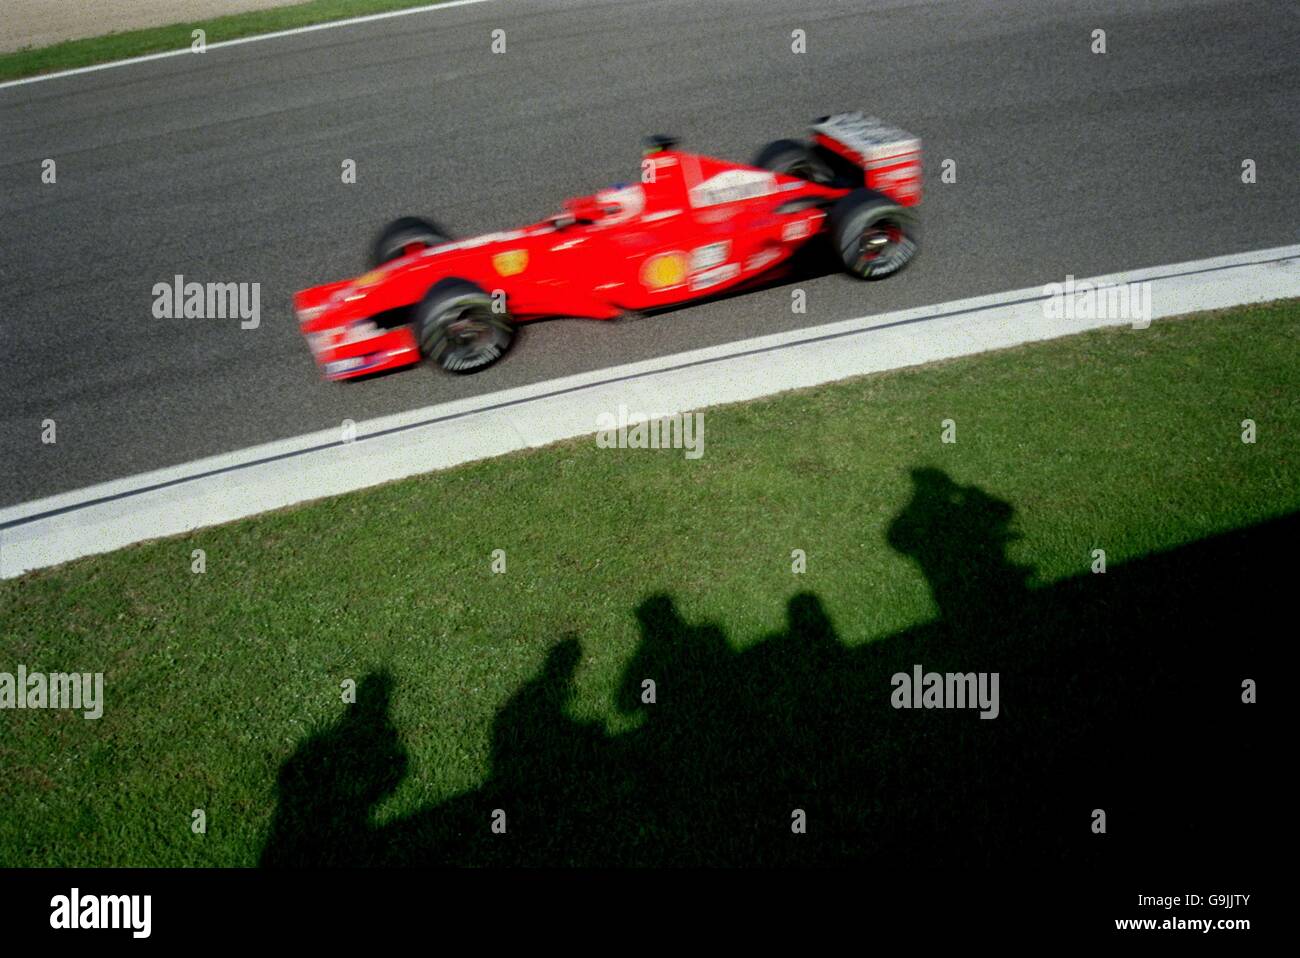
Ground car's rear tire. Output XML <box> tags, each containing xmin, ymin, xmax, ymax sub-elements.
<box><xmin>827</xmin><ymin>189</ymin><xmax>918</xmax><ymax>280</ymax></box>
<box><xmin>414</xmin><ymin>278</ymin><xmax>514</xmax><ymax>374</ymax></box>
<box><xmin>752</xmin><ymin>138</ymin><xmax>834</xmax><ymax>184</ymax></box>
<box><xmin>371</xmin><ymin>216</ymin><xmax>450</xmax><ymax>267</ymax></box>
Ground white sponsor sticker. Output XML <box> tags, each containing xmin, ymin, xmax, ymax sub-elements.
<box><xmin>340</xmin><ymin>320</ymin><xmax>379</xmax><ymax>344</ymax></box>
<box><xmin>325</xmin><ymin>357</ymin><xmax>365</xmax><ymax>375</ymax></box>
<box><xmin>781</xmin><ymin>219</ymin><xmax>812</xmax><ymax>242</ymax></box>
<box><xmin>688</xmin><ymin>169</ymin><xmax>777</xmax><ymax>207</ymax></box>
<box><xmin>689</xmin><ymin>241</ymin><xmax>730</xmax><ymax>272</ymax></box>
<box><xmin>690</xmin><ymin>263</ymin><xmax>740</xmax><ymax>290</ymax></box>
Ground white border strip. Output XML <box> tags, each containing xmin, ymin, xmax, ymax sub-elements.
<box><xmin>0</xmin><ymin>0</ymin><xmax>497</xmax><ymax>91</ymax></box>
<box><xmin>2</xmin><ymin>244</ymin><xmax>1297</xmax><ymax>577</ymax></box>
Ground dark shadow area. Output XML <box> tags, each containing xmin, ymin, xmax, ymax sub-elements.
<box><xmin>260</xmin><ymin>671</ymin><xmax>407</xmax><ymax>867</ymax></box>
<box><xmin>261</xmin><ymin>468</ymin><xmax>1277</xmax><ymax>870</ymax></box>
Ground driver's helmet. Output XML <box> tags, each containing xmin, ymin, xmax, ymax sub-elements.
<box><xmin>593</xmin><ymin>183</ymin><xmax>645</xmax><ymax>224</ymax></box>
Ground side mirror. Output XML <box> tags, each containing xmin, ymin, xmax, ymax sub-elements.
<box><xmin>642</xmin><ymin>134</ymin><xmax>679</xmax><ymax>155</ymax></box>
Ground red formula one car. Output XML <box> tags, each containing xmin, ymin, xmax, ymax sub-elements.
<box><xmin>294</xmin><ymin>112</ymin><xmax>921</xmax><ymax>378</ymax></box>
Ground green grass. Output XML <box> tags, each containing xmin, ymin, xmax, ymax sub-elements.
<box><xmin>1</xmin><ymin>300</ymin><xmax>1296</xmax><ymax>866</ymax></box>
<box><xmin>0</xmin><ymin>0</ymin><xmax>454</xmax><ymax>83</ymax></box>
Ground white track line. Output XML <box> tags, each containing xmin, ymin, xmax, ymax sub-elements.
<box><xmin>2</xmin><ymin>244</ymin><xmax>1297</xmax><ymax>578</ymax></box>
<box><xmin>0</xmin><ymin>0</ymin><xmax>497</xmax><ymax>92</ymax></box>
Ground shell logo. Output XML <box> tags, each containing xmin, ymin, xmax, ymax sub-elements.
<box><xmin>641</xmin><ymin>251</ymin><xmax>687</xmax><ymax>290</ymax></box>
<box><xmin>492</xmin><ymin>250</ymin><xmax>529</xmax><ymax>277</ymax></box>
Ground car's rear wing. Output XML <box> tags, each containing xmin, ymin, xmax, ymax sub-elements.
<box><xmin>811</xmin><ymin>113</ymin><xmax>922</xmax><ymax>206</ymax></box>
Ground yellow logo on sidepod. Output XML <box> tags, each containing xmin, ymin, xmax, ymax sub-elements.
<box><xmin>641</xmin><ymin>251</ymin><xmax>687</xmax><ymax>290</ymax></box>
<box><xmin>492</xmin><ymin>250</ymin><xmax>529</xmax><ymax>277</ymax></box>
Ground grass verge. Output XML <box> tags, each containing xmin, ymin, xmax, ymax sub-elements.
<box><xmin>1</xmin><ymin>300</ymin><xmax>1295</xmax><ymax>866</ymax></box>
<box><xmin>0</xmin><ymin>0</ymin><xmax>455</xmax><ymax>84</ymax></box>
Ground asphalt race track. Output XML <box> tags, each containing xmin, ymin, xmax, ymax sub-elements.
<box><xmin>1</xmin><ymin>0</ymin><xmax>1296</xmax><ymax>506</ymax></box>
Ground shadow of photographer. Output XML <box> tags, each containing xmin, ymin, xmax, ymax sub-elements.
<box><xmin>261</xmin><ymin>467</ymin><xmax>1277</xmax><ymax>869</ymax></box>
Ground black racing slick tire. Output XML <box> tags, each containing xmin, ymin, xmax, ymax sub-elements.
<box><xmin>827</xmin><ymin>189</ymin><xmax>918</xmax><ymax>280</ymax></box>
<box><xmin>752</xmin><ymin>138</ymin><xmax>835</xmax><ymax>185</ymax></box>
<box><xmin>371</xmin><ymin>216</ymin><xmax>451</xmax><ymax>268</ymax></box>
<box><xmin>414</xmin><ymin>278</ymin><xmax>515</xmax><ymax>374</ymax></box>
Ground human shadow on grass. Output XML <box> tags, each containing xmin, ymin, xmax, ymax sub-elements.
<box><xmin>261</xmin><ymin>468</ymin><xmax>1278</xmax><ymax>869</ymax></box>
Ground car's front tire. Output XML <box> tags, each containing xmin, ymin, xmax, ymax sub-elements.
<box><xmin>414</xmin><ymin>278</ymin><xmax>515</xmax><ymax>374</ymax></box>
<box><xmin>371</xmin><ymin>216</ymin><xmax>450</xmax><ymax>268</ymax></box>
<box><xmin>827</xmin><ymin>189</ymin><xmax>918</xmax><ymax>280</ymax></box>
